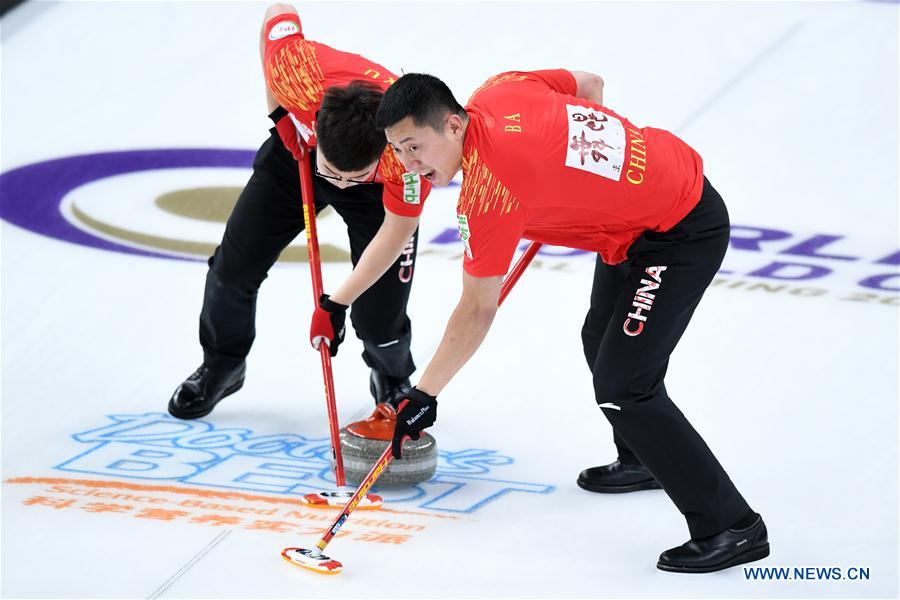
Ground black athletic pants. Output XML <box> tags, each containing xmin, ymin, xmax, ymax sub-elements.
<box><xmin>199</xmin><ymin>127</ymin><xmax>417</xmax><ymax>380</ymax></box>
<box><xmin>581</xmin><ymin>177</ymin><xmax>751</xmax><ymax>539</ymax></box>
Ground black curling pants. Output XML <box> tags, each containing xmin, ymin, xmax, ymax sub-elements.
<box><xmin>581</xmin><ymin>177</ymin><xmax>751</xmax><ymax>539</ymax></box>
<box><xmin>199</xmin><ymin>128</ymin><xmax>417</xmax><ymax>381</ymax></box>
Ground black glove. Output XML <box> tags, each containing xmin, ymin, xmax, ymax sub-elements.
<box><xmin>309</xmin><ymin>294</ymin><xmax>347</xmax><ymax>357</ymax></box>
<box><xmin>392</xmin><ymin>387</ymin><xmax>437</xmax><ymax>459</ymax></box>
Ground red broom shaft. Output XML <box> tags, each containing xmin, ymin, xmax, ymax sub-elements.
<box><xmin>297</xmin><ymin>145</ymin><xmax>346</xmax><ymax>487</ymax></box>
<box><xmin>316</xmin><ymin>437</ymin><xmax>398</xmax><ymax>551</ymax></box>
<box><xmin>499</xmin><ymin>242</ymin><xmax>542</xmax><ymax>306</ymax></box>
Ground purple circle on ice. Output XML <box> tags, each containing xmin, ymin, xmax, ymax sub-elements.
<box><xmin>0</xmin><ymin>149</ymin><xmax>254</xmax><ymax>261</ymax></box>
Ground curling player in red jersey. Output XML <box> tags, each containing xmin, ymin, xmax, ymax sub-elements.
<box><xmin>168</xmin><ymin>4</ymin><xmax>431</xmax><ymax>419</ymax></box>
<box><xmin>375</xmin><ymin>70</ymin><xmax>768</xmax><ymax>573</ymax></box>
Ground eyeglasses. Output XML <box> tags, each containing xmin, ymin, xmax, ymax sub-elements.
<box><xmin>314</xmin><ymin>158</ymin><xmax>380</xmax><ymax>185</ymax></box>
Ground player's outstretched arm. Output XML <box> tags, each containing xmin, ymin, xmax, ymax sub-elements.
<box><xmin>415</xmin><ymin>272</ymin><xmax>503</xmax><ymax>396</ymax></box>
<box><xmin>260</xmin><ymin>3</ymin><xmax>298</xmax><ymax>112</ymax></box>
<box><xmin>329</xmin><ymin>212</ymin><xmax>420</xmax><ymax>306</ymax></box>
<box><xmin>308</xmin><ymin>195</ymin><xmax>419</xmax><ymax>360</ymax></box>
<box><xmin>571</xmin><ymin>71</ymin><xmax>605</xmax><ymax>106</ymax></box>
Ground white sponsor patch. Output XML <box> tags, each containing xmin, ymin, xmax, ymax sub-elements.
<box><xmin>402</xmin><ymin>172</ymin><xmax>421</xmax><ymax>204</ymax></box>
<box><xmin>564</xmin><ymin>104</ymin><xmax>625</xmax><ymax>181</ymax></box>
<box><xmin>268</xmin><ymin>20</ymin><xmax>300</xmax><ymax>41</ymax></box>
<box><xmin>457</xmin><ymin>214</ymin><xmax>473</xmax><ymax>260</ymax></box>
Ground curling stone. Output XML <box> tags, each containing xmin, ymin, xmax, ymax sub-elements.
<box><xmin>340</xmin><ymin>403</ymin><xmax>437</xmax><ymax>485</ymax></box>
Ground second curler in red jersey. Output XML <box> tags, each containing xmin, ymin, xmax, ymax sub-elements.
<box><xmin>262</xmin><ymin>13</ymin><xmax>430</xmax><ymax>217</ymax></box>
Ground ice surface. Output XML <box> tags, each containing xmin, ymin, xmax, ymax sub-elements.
<box><xmin>1</xmin><ymin>2</ymin><xmax>897</xmax><ymax>598</ymax></box>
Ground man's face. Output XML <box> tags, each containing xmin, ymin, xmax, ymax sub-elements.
<box><xmin>315</xmin><ymin>151</ymin><xmax>379</xmax><ymax>190</ymax></box>
<box><xmin>385</xmin><ymin>115</ymin><xmax>465</xmax><ymax>187</ymax></box>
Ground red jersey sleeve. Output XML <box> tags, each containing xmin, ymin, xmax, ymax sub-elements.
<box><xmin>527</xmin><ymin>69</ymin><xmax>577</xmax><ymax>95</ymax></box>
<box><xmin>264</xmin><ymin>13</ymin><xmax>400</xmax><ymax>150</ymax></box>
<box><xmin>263</xmin><ymin>13</ymin><xmax>328</xmax><ymax>148</ymax></box>
<box><xmin>457</xmin><ymin>148</ymin><xmax>526</xmax><ymax>278</ymax></box>
<box><xmin>378</xmin><ymin>147</ymin><xmax>431</xmax><ymax>217</ymax></box>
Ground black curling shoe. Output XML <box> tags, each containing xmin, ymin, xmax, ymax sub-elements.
<box><xmin>168</xmin><ymin>362</ymin><xmax>246</xmax><ymax>419</ymax></box>
<box><xmin>577</xmin><ymin>460</ymin><xmax>663</xmax><ymax>493</ymax></box>
<box><xmin>657</xmin><ymin>514</ymin><xmax>770</xmax><ymax>573</ymax></box>
<box><xmin>369</xmin><ymin>369</ymin><xmax>411</xmax><ymax>408</ymax></box>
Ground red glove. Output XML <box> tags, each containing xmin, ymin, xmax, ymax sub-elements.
<box><xmin>269</xmin><ymin>106</ymin><xmax>305</xmax><ymax>161</ymax></box>
<box><xmin>310</xmin><ymin>294</ymin><xmax>348</xmax><ymax>357</ymax></box>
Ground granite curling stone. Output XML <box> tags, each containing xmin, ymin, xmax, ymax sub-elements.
<box><xmin>340</xmin><ymin>403</ymin><xmax>437</xmax><ymax>485</ymax></box>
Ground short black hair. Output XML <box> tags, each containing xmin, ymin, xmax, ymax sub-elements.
<box><xmin>316</xmin><ymin>80</ymin><xmax>386</xmax><ymax>172</ymax></box>
<box><xmin>375</xmin><ymin>73</ymin><xmax>465</xmax><ymax>132</ymax></box>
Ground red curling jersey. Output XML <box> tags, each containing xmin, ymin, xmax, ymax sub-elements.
<box><xmin>457</xmin><ymin>69</ymin><xmax>704</xmax><ymax>276</ymax></box>
<box><xmin>263</xmin><ymin>14</ymin><xmax>430</xmax><ymax>217</ymax></box>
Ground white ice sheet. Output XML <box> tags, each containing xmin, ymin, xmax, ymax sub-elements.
<box><xmin>2</xmin><ymin>2</ymin><xmax>897</xmax><ymax>598</ymax></box>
